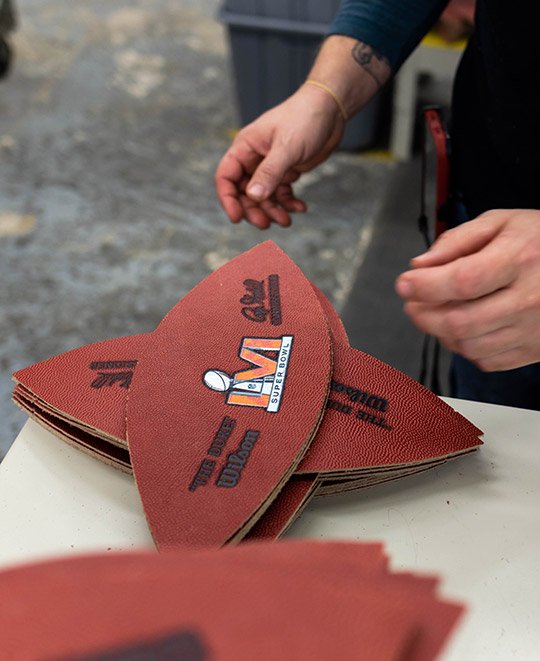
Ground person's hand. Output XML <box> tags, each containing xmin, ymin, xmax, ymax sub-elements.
<box><xmin>434</xmin><ymin>0</ymin><xmax>475</xmax><ymax>42</ymax></box>
<box><xmin>395</xmin><ymin>209</ymin><xmax>540</xmax><ymax>371</ymax></box>
<box><xmin>215</xmin><ymin>83</ymin><xmax>344</xmax><ymax>229</ymax></box>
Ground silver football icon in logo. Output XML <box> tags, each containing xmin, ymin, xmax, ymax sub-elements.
<box><xmin>203</xmin><ymin>369</ymin><xmax>233</xmax><ymax>393</ymax></box>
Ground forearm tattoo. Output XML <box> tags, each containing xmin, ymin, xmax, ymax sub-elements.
<box><xmin>351</xmin><ymin>42</ymin><xmax>389</xmax><ymax>88</ymax></box>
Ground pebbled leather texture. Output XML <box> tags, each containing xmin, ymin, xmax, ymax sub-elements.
<box><xmin>0</xmin><ymin>540</ymin><xmax>463</xmax><ymax>661</ymax></box>
<box><xmin>297</xmin><ymin>341</ymin><xmax>483</xmax><ymax>474</ymax></box>
<box><xmin>12</xmin><ymin>241</ymin><xmax>483</xmax><ymax>546</ymax></box>
<box><xmin>13</xmin><ymin>334</ymin><xmax>150</xmax><ymax>446</ymax></box>
<box><xmin>243</xmin><ymin>475</ymin><xmax>318</xmax><ymax>541</ymax></box>
<box><xmin>126</xmin><ymin>241</ymin><xmax>332</xmax><ymax>549</ymax></box>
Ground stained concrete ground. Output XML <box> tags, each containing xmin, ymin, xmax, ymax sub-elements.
<box><xmin>0</xmin><ymin>0</ymin><xmax>446</xmax><ymax>459</ymax></box>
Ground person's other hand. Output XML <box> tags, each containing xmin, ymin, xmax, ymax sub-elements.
<box><xmin>434</xmin><ymin>0</ymin><xmax>475</xmax><ymax>42</ymax></box>
<box><xmin>215</xmin><ymin>83</ymin><xmax>344</xmax><ymax>229</ymax></box>
<box><xmin>395</xmin><ymin>209</ymin><xmax>540</xmax><ymax>371</ymax></box>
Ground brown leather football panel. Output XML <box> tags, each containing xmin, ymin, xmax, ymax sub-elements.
<box><xmin>12</xmin><ymin>392</ymin><xmax>132</xmax><ymax>471</ymax></box>
<box><xmin>242</xmin><ymin>476</ymin><xmax>318</xmax><ymax>541</ymax></box>
<box><xmin>298</xmin><ymin>343</ymin><xmax>482</xmax><ymax>473</ymax></box>
<box><xmin>13</xmin><ymin>383</ymin><xmax>128</xmax><ymax>447</ymax></box>
<box><xmin>11</xmin><ymin>241</ymin><xmax>483</xmax><ymax>551</ymax></box>
<box><xmin>126</xmin><ymin>242</ymin><xmax>333</xmax><ymax>549</ymax></box>
<box><xmin>12</xmin><ymin>334</ymin><xmax>150</xmax><ymax>441</ymax></box>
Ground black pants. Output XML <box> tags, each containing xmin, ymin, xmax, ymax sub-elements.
<box><xmin>450</xmin><ymin>354</ymin><xmax>540</xmax><ymax>411</ymax></box>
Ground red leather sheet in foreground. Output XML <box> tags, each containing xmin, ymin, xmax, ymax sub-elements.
<box><xmin>0</xmin><ymin>540</ymin><xmax>464</xmax><ymax>661</ymax></box>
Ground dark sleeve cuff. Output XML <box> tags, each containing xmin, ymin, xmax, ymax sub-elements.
<box><xmin>327</xmin><ymin>0</ymin><xmax>451</xmax><ymax>72</ymax></box>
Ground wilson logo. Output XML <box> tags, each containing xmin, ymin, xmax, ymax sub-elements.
<box><xmin>203</xmin><ymin>336</ymin><xmax>293</xmax><ymax>412</ymax></box>
<box><xmin>216</xmin><ymin>429</ymin><xmax>260</xmax><ymax>488</ymax></box>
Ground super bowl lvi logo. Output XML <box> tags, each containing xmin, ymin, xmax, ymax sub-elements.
<box><xmin>203</xmin><ymin>336</ymin><xmax>293</xmax><ymax>412</ymax></box>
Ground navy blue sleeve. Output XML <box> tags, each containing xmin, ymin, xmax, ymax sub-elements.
<box><xmin>328</xmin><ymin>0</ymin><xmax>451</xmax><ymax>72</ymax></box>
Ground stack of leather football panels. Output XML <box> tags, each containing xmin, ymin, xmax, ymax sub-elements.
<box><xmin>13</xmin><ymin>242</ymin><xmax>483</xmax><ymax>549</ymax></box>
<box><xmin>0</xmin><ymin>539</ymin><xmax>465</xmax><ymax>661</ymax></box>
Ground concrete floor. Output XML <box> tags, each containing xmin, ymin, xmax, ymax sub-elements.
<box><xmin>0</xmin><ymin>0</ymin><xmax>437</xmax><ymax>459</ymax></box>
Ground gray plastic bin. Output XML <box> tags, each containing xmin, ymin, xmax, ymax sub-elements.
<box><xmin>219</xmin><ymin>1</ymin><xmax>381</xmax><ymax>151</ymax></box>
<box><xmin>0</xmin><ymin>0</ymin><xmax>16</xmax><ymax>78</ymax></box>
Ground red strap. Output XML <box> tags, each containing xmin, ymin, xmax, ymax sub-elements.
<box><xmin>424</xmin><ymin>108</ymin><xmax>451</xmax><ymax>239</ymax></box>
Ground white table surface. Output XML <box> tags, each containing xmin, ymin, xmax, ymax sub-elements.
<box><xmin>1</xmin><ymin>397</ymin><xmax>539</xmax><ymax>660</ymax></box>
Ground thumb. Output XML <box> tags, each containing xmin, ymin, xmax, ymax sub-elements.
<box><xmin>246</xmin><ymin>147</ymin><xmax>297</xmax><ymax>202</ymax></box>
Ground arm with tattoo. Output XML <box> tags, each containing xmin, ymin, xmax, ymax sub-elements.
<box><xmin>352</xmin><ymin>42</ymin><xmax>390</xmax><ymax>88</ymax></box>
<box><xmin>214</xmin><ymin>34</ymin><xmax>392</xmax><ymax>227</ymax></box>
<box><xmin>215</xmin><ymin>0</ymin><xmax>450</xmax><ymax>227</ymax></box>
<box><xmin>306</xmin><ymin>36</ymin><xmax>391</xmax><ymax>118</ymax></box>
